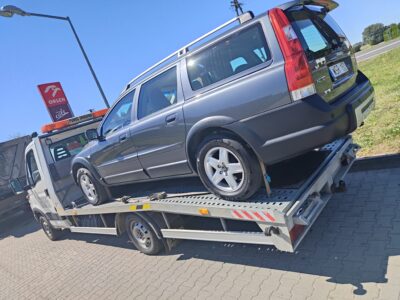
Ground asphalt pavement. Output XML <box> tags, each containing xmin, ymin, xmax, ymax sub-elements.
<box><xmin>356</xmin><ymin>39</ymin><xmax>400</xmax><ymax>62</ymax></box>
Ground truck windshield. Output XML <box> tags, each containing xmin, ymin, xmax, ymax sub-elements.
<box><xmin>49</xmin><ymin>133</ymin><xmax>88</xmax><ymax>162</ymax></box>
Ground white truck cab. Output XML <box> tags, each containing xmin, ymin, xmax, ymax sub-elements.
<box><xmin>22</xmin><ymin>110</ymin><xmax>107</xmax><ymax>236</ymax></box>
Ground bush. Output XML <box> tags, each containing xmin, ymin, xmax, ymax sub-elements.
<box><xmin>353</xmin><ymin>42</ymin><xmax>363</xmax><ymax>52</ymax></box>
<box><xmin>383</xmin><ymin>24</ymin><xmax>400</xmax><ymax>42</ymax></box>
<box><xmin>390</xmin><ymin>24</ymin><xmax>400</xmax><ymax>39</ymax></box>
<box><xmin>363</xmin><ymin>23</ymin><xmax>385</xmax><ymax>45</ymax></box>
<box><xmin>384</xmin><ymin>27</ymin><xmax>392</xmax><ymax>41</ymax></box>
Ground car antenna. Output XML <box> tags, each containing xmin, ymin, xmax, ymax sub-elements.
<box><xmin>231</xmin><ymin>0</ymin><xmax>244</xmax><ymax>16</ymax></box>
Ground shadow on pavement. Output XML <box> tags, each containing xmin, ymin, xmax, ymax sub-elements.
<box><xmin>60</xmin><ymin>231</ymin><xmax>133</xmax><ymax>250</ymax></box>
<box><xmin>167</xmin><ymin>168</ymin><xmax>400</xmax><ymax>296</ymax></box>
<box><xmin>0</xmin><ymin>212</ymin><xmax>39</xmax><ymax>240</ymax></box>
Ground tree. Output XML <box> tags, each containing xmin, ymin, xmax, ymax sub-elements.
<box><xmin>362</xmin><ymin>23</ymin><xmax>385</xmax><ymax>45</ymax></box>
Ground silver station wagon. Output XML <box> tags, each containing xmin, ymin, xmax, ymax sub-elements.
<box><xmin>72</xmin><ymin>0</ymin><xmax>375</xmax><ymax>205</ymax></box>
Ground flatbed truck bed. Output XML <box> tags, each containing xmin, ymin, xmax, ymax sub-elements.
<box><xmin>52</xmin><ymin>136</ymin><xmax>357</xmax><ymax>253</ymax></box>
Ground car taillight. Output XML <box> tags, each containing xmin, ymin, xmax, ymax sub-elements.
<box><xmin>269</xmin><ymin>8</ymin><xmax>316</xmax><ymax>101</ymax></box>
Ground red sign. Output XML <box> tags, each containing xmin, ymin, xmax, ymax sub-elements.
<box><xmin>38</xmin><ymin>82</ymin><xmax>74</xmax><ymax>122</ymax></box>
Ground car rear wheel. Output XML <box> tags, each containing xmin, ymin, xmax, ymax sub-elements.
<box><xmin>196</xmin><ymin>136</ymin><xmax>262</xmax><ymax>201</ymax></box>
<box><xmin>77</xmin><ymin>168</ymin><xmax>108</xmax><ymax>206</ymax></box>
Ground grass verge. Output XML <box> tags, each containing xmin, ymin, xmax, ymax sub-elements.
<box><xmin>353</xmin><ymin>47</ymin><xmax>400</xmax><ymax>157</ymax></box>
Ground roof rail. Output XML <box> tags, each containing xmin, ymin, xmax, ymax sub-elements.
<box><xmin>127</xmin><ymin>11</ymin><xmax>254</xmax><ymax>88</ymax></box>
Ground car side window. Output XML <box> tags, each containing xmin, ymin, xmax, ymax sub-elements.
<box><xmin>137</xmin><ymin>67</ymin><xmax>178</xmax><ymax>119</ymax></box>
<box><xmin>101</xmin><ymin>91</ymin><xmax>135</xmax><ymax>137</ymax></box>
<box><xmin>186</xmin><ymin>23</ymin><xmax>270</xmax><ymax>91</ymax></box>
<box><xmin>26</xmin><ymin>150</ymin><xmax>41</xmax><ymax>186</ymax></box>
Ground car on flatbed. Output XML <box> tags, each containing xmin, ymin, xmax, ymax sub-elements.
<box><xmin>72</xmin><ymin>0</ymin><xmax>375</xmax><ymax>206</ymax></box>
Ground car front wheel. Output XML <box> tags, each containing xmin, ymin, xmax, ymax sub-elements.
<box><xmin>39</xmin><ymin>215</ymin><xmax>63</xmax><ymax>241</ymax></box>
<box><xmin>77</xmin><ymin>168</ymin><xmax>108</xmax><ymax>206</ymax></box>
<box><xmin>196</xmin><ymin>136</ymin><xmax>262</xmax><ymax>201</ymax></box>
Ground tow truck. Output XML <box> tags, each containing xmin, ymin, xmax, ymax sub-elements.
<box><xmin>11</xmin><ymin>106</ymin><xmax>358</xmax><ymax>255</ymax></box>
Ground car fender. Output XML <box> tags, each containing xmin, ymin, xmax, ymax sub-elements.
<box><xmin>186</xmin><ymin>115</ymin><xmax>235</xmax><ymax>152</ymax></box>
<box><xmin>71</xmin><ymin>157</ymin><xmax>103</xmax><ymax>184</ymax></box>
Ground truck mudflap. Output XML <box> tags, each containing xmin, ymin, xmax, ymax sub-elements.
<box><xmin>59</xmin><ymin>136</ymin><xmax>358</xmax><ymax>253</ymax></box>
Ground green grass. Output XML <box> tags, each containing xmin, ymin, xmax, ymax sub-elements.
<box><xmin>353</xmin><ymin>47</ymin><xmax>400</xmax><ymax>157</ymax></box>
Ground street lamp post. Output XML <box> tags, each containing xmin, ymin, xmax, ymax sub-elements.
<box><xmin>0</xmin><ymin>5</ymin><xmax>110</xmax><ymax>108</ymax></box>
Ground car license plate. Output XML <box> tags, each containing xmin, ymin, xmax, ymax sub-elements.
<box><xmin>329</xmin><ymin>62</ymin><xmax>349</xmax><ymax>79</ymax></box>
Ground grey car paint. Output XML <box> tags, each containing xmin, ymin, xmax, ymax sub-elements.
<box><xmin>129</xmin><ymin>64</ymin><xmax>191</xmax><ymax>179</ymax></box>
<box><xmin>84</xmin><ymin>15</ymin><xmax>289</xmax><ymax>185</ymax></box>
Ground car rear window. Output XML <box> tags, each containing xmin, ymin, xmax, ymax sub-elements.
<box><xmin>294</xmin><ymin>19</ymin><xmax>329</xmax><ymax>53</ymax></box>
<box><xmin>49</xmin><ymin>133</ymin><xmax>88</xmax><ymax>162</ymax></box>
<box><xmin>186</xmin><ymin>23</ymin><xmax>270</xmax><ymax>91</ymax></box>
<box><xmin>287</xmin><ymin>6</ymin><xmax>347</xmax><ymax>60</ymax></box>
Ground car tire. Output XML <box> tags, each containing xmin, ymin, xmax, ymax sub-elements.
<box><xmin>39</xmin><ymin>215</ymin><xmax>63</xmax><ymax>241</ymax></box>
<box><xmin>76</xmin><ymin>168</ymin><xmax>108</xmax><ymax>206</ymax></box>
<box><xmin>196</xmin><ymin>135</ymin><xmax>262</xmax><ymax>201</ymax></box>
<box><xmin>125</xmin><ymin>214</ymin><xmax>163</xmax><ymax>255</ymax></box>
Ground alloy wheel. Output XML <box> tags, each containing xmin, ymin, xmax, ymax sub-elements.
<box><xmin>204</xmin><ymin>146</ymin><xmax>245</xmax><ymax>193</ymax></box>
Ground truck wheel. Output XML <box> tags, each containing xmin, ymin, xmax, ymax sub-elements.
<box><xmin>39</xmin><ymin>215</ymin><xmax>63</xmax><ymax>241</ymax></box>
<box><xmin>125</xmin><ymin>214</ymin><xmax>163</xmax><ymax>255</ymax></box>
<box><xmin>77</xmin><ymin>168</ymin><xmax>108</xmax><ymax>206</ymax></box>
<box><xmin>196</xmin><ymin>136</ymin><xmax>262</xmax><ymax>201</ymax></box>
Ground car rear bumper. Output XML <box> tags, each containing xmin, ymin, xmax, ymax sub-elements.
<box><xmin>228</xmin><ymin>71</ymin><xmax>375</xmax><ymax>165</ymax></box>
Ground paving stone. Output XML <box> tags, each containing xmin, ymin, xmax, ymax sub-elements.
<box><xmin>0</xmin><ymin>168</ymin><xmax>400</xmax><ymax>300</ymax></box>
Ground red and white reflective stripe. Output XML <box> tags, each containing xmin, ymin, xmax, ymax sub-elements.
<box><xmin>231</xmin><ymin>210</ymin><xmax>276</xmax><ymax>223</ymax></box>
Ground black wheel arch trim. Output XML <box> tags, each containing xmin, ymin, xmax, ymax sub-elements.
<box><xmin>185</xmin><ymin>115</ymin><xmax>262</xmax><ymax>170</ymax></box>
<box><xmin>71</xmin><ymin>157</ymin><xmax>103</xmax><ymax>185</ymax></box>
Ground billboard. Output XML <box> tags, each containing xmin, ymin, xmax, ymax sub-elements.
<box><xmin>37</xmin><ymin>82</ymin><xmax>74</xmax><ymax>122</ymax></box>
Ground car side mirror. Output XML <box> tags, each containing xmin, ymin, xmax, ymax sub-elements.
<box><xmin>9</xmin><ymin>179</ymin><xmax>26</xmax><ymax>195</ymax></box>
<box><xmin>86</xmin><ymin>129</ymin><xmax>100</xmax><ymax>141</ymax></box>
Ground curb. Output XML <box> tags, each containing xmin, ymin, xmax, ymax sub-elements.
<box><xmin>351</xmin><ymin>153</ymin><xmax>400</xmax><ymax>172</ymax></box>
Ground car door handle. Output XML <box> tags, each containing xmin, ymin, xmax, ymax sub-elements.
<box><xmin>166</xmin><ymin>114</ymin><xmax>177</xmax><ymax>124</ymax></box>
<box><xmin>119</xmin><ymin>135</ymin><xmax>128</xmax><ymax>143</ymax></box>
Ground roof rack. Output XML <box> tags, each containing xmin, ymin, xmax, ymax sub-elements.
<box><xmin>126</xmin><ymin>11</ymin><xmax>254</xmax><ymax>89</ymax></box>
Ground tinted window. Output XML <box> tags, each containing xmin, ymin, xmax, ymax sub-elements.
<box><xmin>49</xmin><ymin>133</ymin><xmax>88</xmax><ymax>162</ymax></box>
<box><xmin>102</xmin><ymin>91</ymin><xmax>134</xmax><ymax>137</ymax></box>
<box><xmin>26</xmin><ymin>151</ymin><xmax>41</xmax><ymax>186</ymax></box>
<box><xmin>187</xmin><ymin>24</ymin><xmax>270</xmax><ymax>91</ymax></box>
<box><xmin>294</xmin><ymin>19</ymin><xmax>329</xmax><ymax>53</ymax></box>
<box><xmin>138</xmin><ymin>67</ymin><xmax>177</xmax><ymax>119</ymax></box>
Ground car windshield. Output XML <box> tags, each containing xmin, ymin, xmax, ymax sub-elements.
<box><xmin>49</xmin><ymin>133</ymin><xmax>88</xmax><ymax>162</ymax></box>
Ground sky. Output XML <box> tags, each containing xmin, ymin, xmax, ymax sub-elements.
<box><xmin>0</xmin><ymin>0</ymin><xmax>399</xmax><ymax>142</ymax></box>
